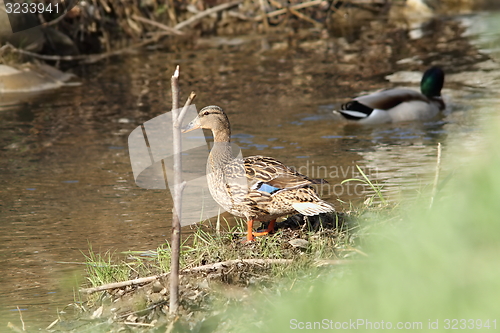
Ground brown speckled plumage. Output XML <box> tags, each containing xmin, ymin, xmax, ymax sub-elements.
<box><xmin>183</xmin><ymin>105</ymin><xmax>334</xmax><ymax>239</ymax></box>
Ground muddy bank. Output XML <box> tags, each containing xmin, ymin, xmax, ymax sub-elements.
<box><xmin>45</xmin><ymin>212</ymin><xmax>358</xmax><ymax>332</ymax></box>
<box><xmin>1</xmin><ymin>0</ymin><xmax>498</xmax><ymax>62</ymax></box>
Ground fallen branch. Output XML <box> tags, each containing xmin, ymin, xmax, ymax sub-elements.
<box><xmin>80</xmin><ymin>273</ymin><xmax>171</xmax><ymax>294</ymax></box>
<box><xmin>1</xmin><ymin>30</ymin><xmax>172</xmax><ymax>64</ymax></box>
<box><xmin>132</xmin><ymin>15</ymin><xmax>184</xmax><ymax>35</ymax></box>
<box><xmin>254</xmin><ymin>0</ymin><xmax>322</xmax><ymax>21</ymax></box>
<box><xmin>255</xmin><ymin>0</ymin><xmax>386</xmax><ymax>22</ymax></box>
<box><xmin>2</xmin><ymin>1</ymin><xmax>242</xmax><ymax>63</ymax></box>
<box><xmin>288</xmin><ymin>7</ymin><xmax>321</xmax><ymax>26</ymax></box>
<box><xmin>80</xmin><ymin>258</ymin><xmax>350</xmax><ymax>294</ymax></box>
<box><xmin>77</xmin><ymin>31</ymin><xmax>168</xmax><ymax>62</ymax></box>
<box><xmin>40</xmin><ymin>3</ymin><xmax>76</xmax><ymax>28</ymax></box>
<box><xmin>174</xmin><ymin>0</ymin><xmax>243</xmax><ymax>30</ymax></box>
<box><xmin>183</xmin><ymin>258</ymin><xmax>293</xmax><ymax>273</ymax></box>
<box><xmin>227</xmin><ymin>10</ymin><xmax>252</xmax><ymax>20</ymax></box>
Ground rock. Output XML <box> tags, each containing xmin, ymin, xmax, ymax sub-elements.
<box><xmin>385</xmin><ymin>71</ymin><xmax>423</xmax><ymax>83</ymax></box>
<box><xmin>0</xmin><ymin>63</ymin><xmax>79</xmax><ymax>107</ymax></box>
<box><xmin>149</xmin><ymin>292</ymin><xmax>164</xmax><ymax>304</ymax></box>
<box><xmin>197</xmin><ymin>278</ymin><xmax>209</xmax><ymax>289</ymax></box>
<box><xmin>396</xmin><ymin>57</ymin><xmax>423</xmax><ymax>65</ymax></box>
<box><xmin>474</xmin><ymin>60</ymin><xmax>500</xmax><ymax>70</ymax></box>
<box><xmin>152</xmin><ymin>281</ymin><xmax>164</xmax><ymax>293</ymax></box>
<box><xmin>447</xmin><ymin>70</ymin><xmax>500</xmax><ymax>88</ymax></box>
<box><xmin>126</xmin><ymin>314</ymin><xmax>138</xmax><ymax>322</ymax></box>
<box><xmin>288</xmin><ymin>238</ymin><xmax>309</xmax><ymax>249</ymax></box>
<box><xmin>91</xmin><ymin>305</ymin><xmax>104</xmax><ymax>319</ymax></box>
<box><xmin>0</xmin><ymin>63</ymin><xmax>78</xmax><ymax>94</ymax></box>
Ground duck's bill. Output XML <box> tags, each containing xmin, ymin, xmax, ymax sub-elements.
<box><xmin>181</xmin><ymin>117</ymin><xmax>201</xmax><ymax>133</ymax></box>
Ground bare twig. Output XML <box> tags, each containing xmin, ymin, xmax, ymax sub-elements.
<box><xmin>17</xmin><ymin>306</ymin><xmax>25</xmax><ymax>331</ymax></box>
<box><xmin>171</xmin><ymin>66</ymin><xmax>180</xmax><ymax>111</ymax></box>
<box><xmin>1</xmin><ymin>31</ymin><xmax>172</xmax><ymax>64</ymax></box>
<box><xmin>268</xmin><ymin>0</ymin><xmax>284</xmax><ymax>9</ymax></box>
<box><xmin>79</xmin><ymin>258</ymin><xmax>351</xmax><ymax>294</ymax></box>
<box><xmin>169</xmin><ymin>66</ymin><xmax>182</xmax><ymax>315</ymax></box>
<box><xmin>131</xmin><ymin>15</ymin><xmax>184</xmax><ymax>35</ymax></box>
<box><xmin>169</xmin><ymin>72</ymin><xmax>196</xmax><ymax>315</ymax></box>
<box><xmin>80</xmin><ymin>273</ymin><xmax>171</xmax><ymax>294</ymax></box>
<box><xmin>46</xmin><ymin>319</ymin><xmax>59</xmax><ymax>330</ymax></box>
<box><xmin>183</xmin><ymin>259</ymin><xmax>293</xmax><ymax>273</ymax></box>
<box><xmin>176</xmin><ymin>91</ymin><xmax>197</xmax><ymax>127</ymax></box>
<box><xmin>41</xmin><ymin>7</ymin><xmax>71</xmax><ymax>27</ymax></box>
<box><xmin>174</xmin><ymin>0</ymin><xmax>242</xmax><ymax>30</ymax></box>
<box><xmin>254</xmin><ymin>0</ymin><xmax>322</xmax><ymax>21</ymax></box>
<box><xmin>430</xmin><ymin>142</ymin><xmax>442</xmax><ymax>209</ymax></box>
<box><xmin>124</xmin><ymin>321</ymin><xmax>156</xmax><ymax>327</ymax></box>
<box><xmin>2</xmin><ymin>42</ymin><xmax>90</xmax><ymax>61</ymax></box>
<box><xmin>259</xmin><ymin>0</ymin><xmax>270</xmax><ymax>30</ymax></box>
<box><xmin>288</xmin><ymin>7</ymin><xmax>321</xmax><ymax>26</ymax></box>
<box><xmin>227</xmin><ymin>11</ymin><xmax>252</xmax><ymax>20</ymax></box>
<box><xmin>98</xmin><ymin>0</ymin><xmax>112</xmax><ymax>13</ymax></box>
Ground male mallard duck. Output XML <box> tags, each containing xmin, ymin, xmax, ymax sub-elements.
<box><xmin>333</xmin><ymin>66</ymin><xmax>445</xmax><ymax>125</ymax></box>
<box><xmin>183</xmin><ymin>106</ymin><xmax>334</xmax><ymax>242</ymax></box>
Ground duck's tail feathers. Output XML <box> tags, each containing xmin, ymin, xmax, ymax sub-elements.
<box><xmin>292</xmin><ymin>201</ymin><xmax>334</xmax><ymax>216</ymax></box>
<box><xmin>337</xmin><ymin>101</ymin><xmax>374</xmax><ymax>120</ymax></box>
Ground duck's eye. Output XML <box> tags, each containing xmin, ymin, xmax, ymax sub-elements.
<box><xmin>203</xmin><ymin>111</ymin><xmax>209</xmax><ymax>116</ymax></box>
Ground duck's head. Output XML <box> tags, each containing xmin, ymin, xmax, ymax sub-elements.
<box><xmin>182</xmin><ymin>105</ymin><xmax>230</xmax><ymax>138</ymax></box>
<box><xmin>420</xmin><ymin>66</ymin><xmax>445</xmax><ymax>97</ymax></box>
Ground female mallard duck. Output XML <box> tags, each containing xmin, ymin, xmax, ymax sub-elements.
<box><xmin>333</xmin><ymin>66</ymin><xmax>445</xmax><ymax>125</ymax></box>
<box><xmin>183</xmin><ymin>106</ymin><xmax>334</xmax><ymax>242</ymax></box>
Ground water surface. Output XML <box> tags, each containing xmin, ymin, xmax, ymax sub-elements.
<box><xmin>1</xmin><ymin>10</ymin><xmax>500</xmax><ymax>329</ymax></box>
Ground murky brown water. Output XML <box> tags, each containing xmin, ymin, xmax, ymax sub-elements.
<box><xmin>1</xmin><ymin>10</ymin><xmax>500</xmax><ymax>329</ymax></box>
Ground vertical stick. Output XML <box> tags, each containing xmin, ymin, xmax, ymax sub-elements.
<box><xmin>259</xmin><ymin>0</ymin><xmax>270</xmax><ymax>31</ymax></box>
<box><xmin>168</xmin><ymin>67</ymin><xmax>196</xmax><ymax>315</ymax></box>
<box><xmin>169</xmin><ymin>66</ymin><xmax>181</xmax><ymax>315</ymax></box>
<box><xmin>430</xmin><ymin>142</ymin><xmax>442</xmax><ymax>209</ymax></box>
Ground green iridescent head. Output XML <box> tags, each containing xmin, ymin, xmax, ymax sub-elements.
<box><xmin>420</xmin><ymin>66</ymin><xmax>445</xmax><ymax>97</ymax></box>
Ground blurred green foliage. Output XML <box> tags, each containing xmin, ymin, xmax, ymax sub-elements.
<box><xmin>240</xmin><ymin>118</ymin><xmax>500</xmax><ymax>332</ymax></box>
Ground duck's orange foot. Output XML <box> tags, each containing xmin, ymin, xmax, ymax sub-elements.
<box><xmin>252</xmin><ymin>230</ymin><xmax>271</xmax><ymax>236</ymax></box>
<box><xmin>253</xmin><ymin>219</ymin><xmax>277</xmax><ymax>237</ymax></box>
<box><xmin>243</xmin><ymin>219</ymin><xmax>276</xmax><ymax>243</ymax></box>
